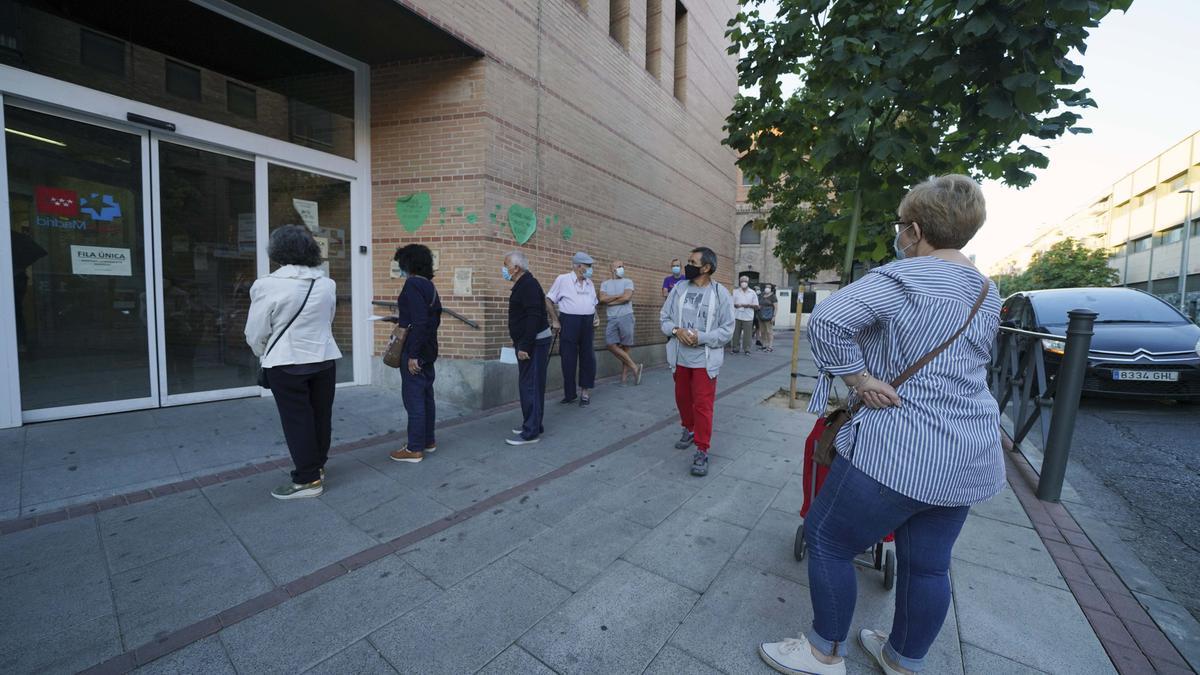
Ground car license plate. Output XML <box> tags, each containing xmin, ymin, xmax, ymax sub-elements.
<box><xmin>1113</xmin><ymin>370</ymin><xmax>1180</xmax><ymax>382</ymax></box>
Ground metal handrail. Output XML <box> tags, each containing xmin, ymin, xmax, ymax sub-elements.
<box><xmin>990</xmin><ymin>311</ymin><xmax>1097</xmax><ymax>502</ymax></box>
<box><xmin>370</xmin><ymin>300</ymin><xmax>480</xmax><ymax>329</ymax></box>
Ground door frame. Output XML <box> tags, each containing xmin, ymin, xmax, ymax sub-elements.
<box><xmin>0</xmin><ymin>0</ymin><xmax>372</xmax><ymax>427</ymax></box>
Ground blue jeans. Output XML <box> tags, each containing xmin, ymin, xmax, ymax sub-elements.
<box><xmin>400</xmin><ymin>358</ymin><xmax>436</xmax><ymax>452</ymax></box>
<box><xmin>558</xmin><ymin>313</ymin><xmax>595</xmax><ymax>398</ymax></box>
<box><xmin>804</xmin><ymin>455</ymin><xmax>970</xmax><ymax>671</ymax></box>
<box><xmin>518</xmin><ymin>337</ymin><xmax>552</xmax><ymax>440</ymax></box>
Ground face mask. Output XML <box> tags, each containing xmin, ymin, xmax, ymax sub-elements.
<box><xmin>684</xmin><ymin>264</ymin><xmax>701</xmax><ymax>280</ymax></box>
<box><xmin>671</xmin><ymin>266</ymin><xmax>681</xmax><ymax>275</ymax></box>
<box><xmin>397</xmin><ymin>267</ymin><xmax>408</xmax><ymax>279</ymax></box>
<box><xmin>765</xmin><ymin>287</ymin><xmax>773</xmax><ymax>295</ymax></box>
<box><xmin>740</xmin><ymin>282</ymin><xmax>749</xmax><ymax>289</ymax></box>
<box><xmin>894</xmin><ymin>224</ymin><xmax>916</xmax><ymax>260</ymax></box>
<box><xmin>502</xmin><ymin>265</ymin><xmax>512</xmax><ymax>282</ymax></box>
<box><xmin>615</xmin><ymin>267</ymin><xmax>625</xmax><ymax>278</ymax></box>
<box><xmin>584</xmin><ymin>267</ymin><xmax>593</xmax><ymax>279</ymax></box>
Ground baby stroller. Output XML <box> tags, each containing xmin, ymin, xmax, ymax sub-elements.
<box><xmin>794</xmin><ymin>416</ymin><xmax>896</xmax><ymax>591</ymax></box>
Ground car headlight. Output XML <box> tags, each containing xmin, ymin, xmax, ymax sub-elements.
<box><xmin>1041</xmin><ymin>338</ymin><xmax>1066</xmax><ymax>355</ymax></box>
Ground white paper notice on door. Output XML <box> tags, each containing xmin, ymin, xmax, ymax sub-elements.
<box><xmin>292</xmin><ymin>199</ymin><xmax>319</xmax><ymax>231</ymax></box>
<box><xmin>71</xmin><ymin>245</ymin><xmax>132</xmax><ymax>276</ymax></box>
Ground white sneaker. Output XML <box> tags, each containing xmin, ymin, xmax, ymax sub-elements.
<box><xmin>511</xmin><ymin>428</ymin><xmax>524</xmax><ymax>435</ymax></box>
<box><xmin>859</xmin><ymin>629</ymin><xmax>910</xmax><ymax>675</ymax></box>
<box><xmin>758</xmin><ymin>635</ymin><xmax>845</xmax><ymax>675</ymax></box>
<box><xmin>505</xmin><ymin>436</ymin><xmax>539</xmax><ymax>446</ymax></box>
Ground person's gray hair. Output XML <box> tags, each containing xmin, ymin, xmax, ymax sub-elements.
<box><xmin>268</xmin><ymin>225</ymin><xmax>322</xmax><ymax>268</ymax></box>
<box><xmin>505</xmin><ymin>250</ymin><xmax>529</xmax><ymax>270</ymax></box>
<box><xmin>898</xmin><ymin>174</ymin><xmax>987</xmax><ymax>250</ymax></box>
<box><xmin>692</xmin><ymin>246</ymin><xmax>718</xmax><ymax>275</ymax></box>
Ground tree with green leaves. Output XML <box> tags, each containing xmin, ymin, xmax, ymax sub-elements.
<box><xmin>725</xmin><ymin>0</ymin><xmax>1131</xmax><ymax>284</ymax></box>
<box><xmin>1021</xmin><ymin>238</ymin><xmax>1119</xmax><ymax>291</ymax></box>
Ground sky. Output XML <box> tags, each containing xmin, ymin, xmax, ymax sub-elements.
<box><xmin>744</xmin><ymin>0</ymin><xmax>1200</xmax><ymax>271</ymax></box>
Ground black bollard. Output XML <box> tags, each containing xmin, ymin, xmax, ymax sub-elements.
<box><xmin>1037</xmin><ymin>309</ymin><xmax>1097</xmax><ymax>502</ymax></box>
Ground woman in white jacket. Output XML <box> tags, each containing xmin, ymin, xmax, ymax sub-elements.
<box><xmin>245</xmin><ymin>225</ymin><xmax>342</xmax><ymax>500</ymax></box>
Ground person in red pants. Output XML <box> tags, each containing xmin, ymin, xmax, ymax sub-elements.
<box><xmin>660</xmin><ymin>247</ymin><xmax>735</xmax><ymax>476</ymax></box>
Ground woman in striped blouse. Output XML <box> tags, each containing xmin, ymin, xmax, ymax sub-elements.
<box><xmin>759</xmin><ymin>175</ymin><xmax>1005</xmax><ymax>675</ymax></box>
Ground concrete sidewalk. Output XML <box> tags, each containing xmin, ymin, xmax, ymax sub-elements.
<box><xmin>2</xmin><ymin>340</ymin><xmax>1120</xmax><ymax>674</ymax></box>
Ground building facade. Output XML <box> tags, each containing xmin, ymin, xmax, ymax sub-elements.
<box><xmin>0</xmin><ymin>0</ymin><xmax>739</xmax><ymax>428</ymax></box>
<box><xmin>991</xmin><ymin>130</ymin><xmax>1200</xmax><ymax>320</ymax></box>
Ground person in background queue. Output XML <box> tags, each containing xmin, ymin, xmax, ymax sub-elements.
<box><xmin>731</xmin><ymin>275</ymin><xmax>759</xmax><ymax>356</ymax></box>
<box><xmin>757</xmin><ymin>283</ymin><xmax>777</xmax><ymax>352</ymax></box>
<box><xmin>504</xmin><ymin>250</ymin><xmax>553</xmax><ymax>446</ymax></box>
<box><xmin>546</xmin><ymin>251</ymin><xmax>599</xmax><ymax>406</ymax></box>
<box><xmin>600</xmin><ymin>259</ymin><xmax>644</xmax><ymax>386</ymax></box>
<box><xmin>246</xmin><ymin>225</ymin><xmax>341</xmax><ymax>500</ymax></box>
<box><xmin>660</xmin><ymin>246</ymin><xmax>734</xmax><ymax>477</ymax></box>
<box><xmin>389</xmin><ymin>244</ymin><xmax>442</xmax><ymax>464</ymax></box>
<box><xmin>662</xmin><ymin>258</ymin><xmax>684</xmax><ymax>299</ymax></box>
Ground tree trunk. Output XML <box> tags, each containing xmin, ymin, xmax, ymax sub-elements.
<box><xmin>840</xmin><ymin>187</ymin><xmax>863</xmax><ymax>287</ymax></box>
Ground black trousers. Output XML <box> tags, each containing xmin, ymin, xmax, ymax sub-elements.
<box><xmin>518</xmin><ymin>337</ymin><xmax>552</xmax><ymax>439</ymax></box>
<box><xmin>559</xmin><ymin>313</ymin><xmax>596</xmax><ymax>398</ymax></box>
<box><xmin>266</xmin><ymin>364</ymin><xmax>336</xmax><ymax>484</ymax></box>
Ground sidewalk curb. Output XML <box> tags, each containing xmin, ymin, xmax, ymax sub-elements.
<box><xmin>1001</xmin><ymin>415</ymin><xmax>1200</xmax><ymax>673</ymax></box>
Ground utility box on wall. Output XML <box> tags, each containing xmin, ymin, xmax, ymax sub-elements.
<box><xmin>775</xmin><ymin>289</ymin><xmax>794</xmax><ymax>329</ymax></box>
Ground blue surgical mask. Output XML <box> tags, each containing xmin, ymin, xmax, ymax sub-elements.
<box><xmin>584</xmin><ymin>267</ymin><xmax>593</xmax><ymax>279</ymax></box>
<box><xmin>893</xmin><ymin>225</ymin><xmax>915</xmax><ymax>260</ymax></box>
<box><xmin>397</xmin><ymin>267</ymin><xmax>408</xmax><ymax>278</ymax></box>
<box><xmin>672</xmin><ymin>265</ymin><xmax>681</xmax><ymax>275</ymax></box>
<box><xmin>615</xmin><ymin>267</ymin><xmax>625</xmax><ymax>278</ymax></box>
<box><xmin>502</xmin><ymin>265</ymin><xmax>512</xmax><ymax>282</ymax></box>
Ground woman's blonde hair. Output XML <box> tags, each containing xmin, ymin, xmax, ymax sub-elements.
<box><xmin>897</xmin><ymin>174</ymin><xmax>986</xmax><ymax>250</ymax></box>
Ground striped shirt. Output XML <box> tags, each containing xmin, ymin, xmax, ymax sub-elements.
<box><xmin>807</xmin><ymin>257</ymin><xmax>1005</xmax><ymax>507</ymax></box>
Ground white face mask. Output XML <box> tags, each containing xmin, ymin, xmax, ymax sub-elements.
<box><xmin>740</xmin><ymin>282</ymin><xmax>749</xmax><ymax>289</ymax></box>
<box><xmin>615</xmin><ymin>267</ymin><xmax>625</xmax><ymax>278</ymax></box>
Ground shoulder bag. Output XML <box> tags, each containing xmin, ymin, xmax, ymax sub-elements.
<box><xmin>257</xmin><ymin>278</ymin><xmax>316</xmax><ymax>389</ymax></box>
<box><xmin>813</xmin><ymin>278</ymin><xmax>990</xmax><ymax>466</ymax></box>
<box><xmin>383</xmin><ymin>285</ymin><xmax>439</xmax><ymax>369</ymax></box>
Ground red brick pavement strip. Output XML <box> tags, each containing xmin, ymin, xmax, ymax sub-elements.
<box><xmin>73</xmin><ymin>361</ymin><xmax>779</xmax><ymax>674</ymax></box>
<box><xmin>1001</xmin><ymin>438</ymin><xmax>1193</xmax><ymax>674</ymax></box>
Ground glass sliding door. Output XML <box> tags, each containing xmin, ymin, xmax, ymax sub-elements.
<box><xmin>266</xmin><ymin>164</ymin><xmax>353</xmax><ymax>383</ymax></box>
<box><xmin>4</xmin><ymin>104</ymin><xmax>155</xmax><ymax>414</ymax></box>
<box><xmin>155</xmin><ymin>141</ymin><xmax>257</xmax><ymax>399</ymax></box>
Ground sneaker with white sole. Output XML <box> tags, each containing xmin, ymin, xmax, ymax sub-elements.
<box><xmin>859</xmin><ymin>629</ymin><xmax>911</xmax><ymax>675</ymax></box>
<box><xmin>271</xmin><ymin>480</ymin><xmax>323</xmax><ymax>500</ymax></box>
<box><xmin>512</xmin><ymin>428</ymin><xmax>524</xmax><ymax>435</ymax></box>
<box><xmin>758</xmin><ymin>635</ymin><xmax>845</xmax><ymax>675</ymax></box>
<box><xmin>389</xmin><ymin>447</ymin><xmax>424</xmax><ymax>463</ymax></box>
<box><xmin>674</xmin><ymin>429</ymin><xmax>695</xmax><ymax>449</ymax></box>
<box><xmin>505</xmin><ymin>436</ymin><xmax>540</xmax><ymax>446</ymax></box>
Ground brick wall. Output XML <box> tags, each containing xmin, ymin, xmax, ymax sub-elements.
<box><xmin>371</xmin><ymin>0</ymin><xmax>739</xmax><ymax>361</ymax></box>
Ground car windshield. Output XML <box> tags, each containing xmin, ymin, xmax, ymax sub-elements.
<box><xmin>1032</xmin><ymin>292</ymin><xmax>1187</xmax><ymax>326</ymax></box>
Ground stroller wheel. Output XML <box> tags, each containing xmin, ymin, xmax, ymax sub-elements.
<box><xmin>794</xmin><ymin>524</ymin><xmax>807</xmax><ymax>561</ymax></box>
<box><xmin>883</xmin><ymin>550</ymin><xmax>896</xmax><ymax>590</ymax></box>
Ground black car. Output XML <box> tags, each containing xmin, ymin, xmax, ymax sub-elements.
<box><xmin>1000</xmin><ymin>287</ymin><xmax>1200</xmax><ymax>401</ymax></box>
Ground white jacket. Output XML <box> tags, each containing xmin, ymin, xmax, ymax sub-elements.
<box><xmin>245</xmin><ymin>265</ymin><xmax>343</xmax><ymax>368</ymax></box>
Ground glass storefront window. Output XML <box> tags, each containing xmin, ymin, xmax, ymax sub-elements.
<box><xmin>0</xmin><ymin>0</ymin><xmax>356</xmax><ymax>158</ymax></box>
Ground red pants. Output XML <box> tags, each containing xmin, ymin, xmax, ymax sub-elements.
<box><xmin>674</xmin><ymin>366</ymin><xmax>717</xmax><ymax>452</ymax></box>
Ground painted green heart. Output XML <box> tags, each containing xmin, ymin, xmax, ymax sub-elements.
<box><xmin>466</xmin><ymin>213</ymin><xmax>478</xmax><ymax>224</ymax></box>
<box><xmin>395</xmin><ymin>192</ymin><xmax>431</xmax><ymax>233</ymax></box>
<box><xmin>562</xmin><ymin>227</ymin><xmax>574</xmax><ymax>241</ymax></box>
<box><xmin>508</xmin><ymin>204</ymin><xmax>537</xmax><ymax>244</ymax></box>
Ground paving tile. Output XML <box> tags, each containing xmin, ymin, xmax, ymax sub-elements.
<box><xmin>348</xmin><ymin>487</ymin><xmax>455</xmax><ymax>543</ymax></box>
<box><xmin>770</xmin><ymin>472</ymin><xmax>807</xmax><ymax>515</ymax></box>
<box><xmin>420</xmin><ymin>462</ymin><xmax>523</xmax><ymax>512</ymax></box>
<box><xmin>112</xmin><ymin>537</ymin><xmax>273</xmax><ymax>647</ymax></box>
<box><xmin>679</xmin><ymin>474</ymin><xmax>778</xmax><ymax>529</ymax></box>
<box><xmin>134</xmin><ymin>635</ymin><xmax>237</xmax><ymax>674</ymax></box>
<box><xmin>1100</xmin><ymin>588</ymin><xmax>1156</xmax><ymax>627</ymax></box>
<box><xmin>304</xmin><ymin>639</ymin><xmax>398</xmax><ymax>675</ymax></box>
<box><xmin>221</xmin><ymin>556</ymin><xmax>437</xmax><ymax>674</ymax></box>
<box><xmin>21</xmin><ymin>448</ymin><xmax>181</xmax><ymax>507</ymax></box>
<box><xmin>1104</xmin><ymin>644</ymin><xmax>1156</xmax><ymax>674</ymax></box>
<box><xmin>511</xmin><ymin>510</ymin><xmax>649</xmax><ymax>591</ymax></box>
<box><xmin>519</xmin><ymin>559</ymin><xmax>699</xmax><ymax>674</ymax></box>
<box><xmin>98</xmin><ymin>490</ymin><xmax>233</xmax><ymax>574</ymax></box>
<box><xmin>573</xmin><ymin>441</ymin><xmax>674</xmax><ymax>486</ymax></box>
<box><xmin>400</xmin><ymin>505</ymin><xmax>547</xmax><ymax>588</ymax></box>
<box><xmin>371</xmin><ymin>558</ymin><xmax>569</xmax><ymax>674</ymax></box>
<box><xmin>960</xmin><ymin>643</ymin><xmax>1048</xmax><ymax>674</ymax></box>
<box><xmin>952</xmin><ymin>559</ymin><xmax>1116</xmax><ymax>674</ymax></box>
<box><xmin>732</xmin><ymin>507</ymin><xmax>811</xmax><ymax>585</ymax></box>
<box><xmin>504</xmin><ymin>471</ymin><xmax>615</xmax><ymax>526</ymax></box>
<box><xmin>622</xmin><ymin>508</ymin><xmax>749</xmax><ymax>593</ymax></box>
<box><xmin>0</xmin><ymin>613</ymin><xmax>122</xmax><ymax>674</ymax></box>
<box><xmin>590</xmin><ymin>471</ymin><xmax>701</xmax><ymax>528</ymax></box>
<box><xmin>643</xmin><ymin>645</ymin><xmax>725</xmax><ymax>675</ymax></box>
<box><xmin>970</xmin><ymin>486</ymin><xmax>1033</xmax><ymax>529</ymax></box>
<box><xmin>1125</xmin><ymin>620</ymin><xmax>1188</xmax><ymax>665</ymax></box>
<box><xmin>953</xmin><ymin>515</ymin><xmax>1067</xmax><ymax>590</ymax></box>
<box><xmin>202</xmin><ymin>471</ymin><xmax>376</xmax><ymax>584</ymax></box>
<box><xmin>476</xmin><ymin>645</ymin><xmax>556</xmax><ymax>675</ymax></box>
<box><xmin>718</xmin><ymin>449</ymin><xmax>798</xmax><ymax>488</ymax></box>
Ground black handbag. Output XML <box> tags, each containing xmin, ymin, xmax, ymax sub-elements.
<box><xmin>257</xmin><ymin>279</ymin><xmax>316</xmax><ymax>389</ymax></box>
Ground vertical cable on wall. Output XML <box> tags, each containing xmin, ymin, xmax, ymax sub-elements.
<box><xmin>534</xmin><ymin>0</ymin><xmax>544</xmax><ymax>225</ymax></box>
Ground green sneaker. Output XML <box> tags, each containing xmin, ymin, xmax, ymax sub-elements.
<box><xmin>271</xmin><ymin>480</ymin><xmax>323</xmax><ymax>500</ymax></box>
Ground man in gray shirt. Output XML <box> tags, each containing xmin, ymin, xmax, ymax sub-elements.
<box><xmin>599</xmin><ymin>259</ymin><xmax>644</xmax><ymax>385</ymax></box>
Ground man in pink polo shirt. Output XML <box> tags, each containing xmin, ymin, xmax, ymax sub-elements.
<box><xmin>546</xmin><ymin>251</ymin><xmax>599</xmax><ymax>405</ymax></box>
